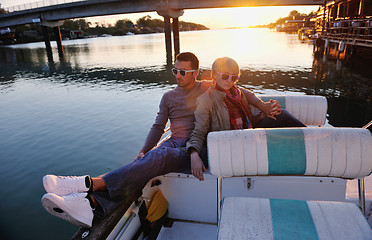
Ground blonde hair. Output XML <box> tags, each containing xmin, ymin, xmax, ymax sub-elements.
<box><xmin>211</xmin><ymin>57</ymin><xmax>240</xmax><ymax>77</ymax></box>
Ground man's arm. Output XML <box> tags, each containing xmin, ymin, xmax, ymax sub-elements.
<box><xmin>136</xmin><ymin>94</ymin><xmax>169</xmax><ymax>158</ymax></box>
<box><xmin>241</xmin><ymin>88</ymin><xmax>281</xmax><ymax>120</ymax></box>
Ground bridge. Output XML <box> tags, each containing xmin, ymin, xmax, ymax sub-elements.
<box><xmin>0</xmin><ymin>0</ymin><xmax>324</xmax><ymax>28</ymax></box>
<box><xmin>0</xmin><ymin>0</ymin><xmax>324</xmax><ymax>62</ymax></box>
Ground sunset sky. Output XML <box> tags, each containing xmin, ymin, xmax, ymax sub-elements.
<box><xmin>1</xmin><ymin>0</ymin><xmax>319</xmax><ymax>29</ymax></box>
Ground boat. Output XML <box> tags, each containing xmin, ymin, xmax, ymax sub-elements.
<box><xmin>72</xmin><ymin>95</ymin><xmax>372</xmax><ymax>240</ymax></box>
<box><xmin>0</xmin><ymin>27</ymin><xmax>15</xmax><ymax>44</ymax></box>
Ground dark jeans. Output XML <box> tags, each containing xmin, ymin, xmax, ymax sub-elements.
<box><xmin>92</xmin><ymin>110</ymin><xmax>304</xmax><ymax>217</ymax></box>
<box><xmin>91</xmin><ymin>137</ymin><xmax>208</xmax><ymax>217</ymax></box>
<box><xmin>253</xmin><ymin>109</ymin><xmax>306</xmax><ymax>128</ymax></box>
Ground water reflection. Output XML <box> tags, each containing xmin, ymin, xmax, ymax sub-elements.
<box><xmin>1</xmin><ymin>37</ymin><xmax>371</xmax><ymax>130</ymax></box>
<box><xmin>311</xmin><ymin>56</ymin><xmax>372</xmax><ymax>128</ymax></box>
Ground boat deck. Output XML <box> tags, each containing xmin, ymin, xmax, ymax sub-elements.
<box><xmin>157</xmin><ymin>221</ymin><xmax>217</xmax><ymax>240</ymax></box>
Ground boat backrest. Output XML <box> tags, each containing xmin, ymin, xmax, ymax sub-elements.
<box><xmin>207</xmin><ymin>127</ymin><xmax>372</xmax><ymax>179</ymax></box>
<box><xmin>256</xmin><ymin>95</ymin><xmax>327</xmax><ymax>126</ymax></box>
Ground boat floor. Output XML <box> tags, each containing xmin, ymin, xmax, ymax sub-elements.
<box><xmin>157</xmin><ymin>221</ymin><xmax>217</xmax><ymax>240</ymax></box>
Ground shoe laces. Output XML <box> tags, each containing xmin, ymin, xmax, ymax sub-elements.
<box><xmin>58</xmin><ymin>176</ymin><xmax>85</xmax><ymax>192</ymax></box>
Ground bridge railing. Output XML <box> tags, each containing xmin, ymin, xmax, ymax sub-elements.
<box><xmin>4</xmin><ymin>0</ymin><xmax>86</xmax><ymax>13</ymax></box>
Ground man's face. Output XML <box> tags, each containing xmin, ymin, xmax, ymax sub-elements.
<box><xmin>173</xmin><ymin>60</ymin><xmax>198</xmax><ymax>89</ymax></box>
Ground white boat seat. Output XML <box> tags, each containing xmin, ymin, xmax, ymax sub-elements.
<box><xmin>219</xmin><ymin>197</ymin><xmax>372</xmax><ymax>240</ymax></box>
<box><xmin>207</xmin><ymin>128</ymin><xmax>372</xmax><ymax>239</ymax></box>
<box><xmin>256</xmin><ymin>95</ymin><xmax>327</xmax><ymax>126</ymax></box>
<box><xmin>208</xmin><ymin>128</ymin><xmax>372</xmax><ymax>179</ymax></box>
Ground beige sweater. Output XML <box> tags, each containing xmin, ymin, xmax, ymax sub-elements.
<box><xmin>186</xmin><ymin>86</ymin><xmax>262</xmax><ymax>153</ymax></box>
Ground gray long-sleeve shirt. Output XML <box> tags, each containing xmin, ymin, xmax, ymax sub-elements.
<box><xmin>140</xmin><ymin>81</ymin><xmax>212</xmax><ymax>153</ymax></box>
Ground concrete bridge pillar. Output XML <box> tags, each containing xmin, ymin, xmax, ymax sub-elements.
<box><xmin>157</xmin><ymin>7</ymin><xmax>184</xmax><ymax>64</ymax></box>
<box><xmin>40</xmin><ymin>20</ymin><xmax>64</xmax><ymax>60</ymax></box>
<box><xmin>163</xmin><ymin>16</ymin><xmax>172</xmax><ymax>65</ymax></box>
<box><xmin>42</xmin><ymin>26</ymin><xmax>53</xmax><ymax>62</ymax></box>
<box><xmin>53</xmin><ymin>26</ymin><xmax>64</xmax><ymax>58</ymax></box>
<box><xmin>172</xmin><ymin>18</ymin><xmax>180</xmax><ymax>56</ymax></box>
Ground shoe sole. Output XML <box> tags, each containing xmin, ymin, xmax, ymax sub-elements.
<box><xmin>41</xmin><ymin>194</ymin><xmax>92</xmax><ymax>228</ymax></box>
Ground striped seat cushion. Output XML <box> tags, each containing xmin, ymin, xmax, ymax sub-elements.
<box><xmin>218</xmin><ymin>197</ymin><xmax>372</xmax><ymax>240</ymax></box>
<box><xmin>257</xmin><ymin>95</ymin><xmax>327</xmax><ymax>126</ymax></box>
<box><xmin>207</xmin><ymin>128</ymin><xmax>372</xmax><ymax>179</ymax></box>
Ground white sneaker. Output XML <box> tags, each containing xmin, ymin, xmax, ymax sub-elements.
<box><xmin>43</xmin><ymin>175</ymin><xmax>90</xmax><ymax>196</ymax></box>
<box><xmin>41</xmin><ymin>192</ymin><xmax>94</xmax><ymax>228</ymax></box>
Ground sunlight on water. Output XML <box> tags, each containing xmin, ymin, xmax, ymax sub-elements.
<box><xmin>181</xmin><ymin>28</ymin><xmax>314</xmax><ymax>71</ymax></box>
<box><xmin>4</xmin><ymin>29</ymin><xmax>314</xmax><ymax>71</ymax></box>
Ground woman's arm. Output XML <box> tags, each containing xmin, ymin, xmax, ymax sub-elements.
<box><xmin>186</xmin><ymin>93</ymin><xmax>213</xmax><ymax>181</ymax></box>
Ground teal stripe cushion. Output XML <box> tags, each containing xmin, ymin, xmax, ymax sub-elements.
<box><xmin>266</xmin><ymin>128</ymin><xmax>306</xmax><ymax>175</ymax></box>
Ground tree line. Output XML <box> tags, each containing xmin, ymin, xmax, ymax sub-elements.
<box><xmin>263</xmin><ymin>10</ymin><xmax>317</xmax><ymax>29</ymax></box>
<box><xmin>61</xmin><ymin>15</ymin><xmax>209</xmax><ymax>36</ymax></box>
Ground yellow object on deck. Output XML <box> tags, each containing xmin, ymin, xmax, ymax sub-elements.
<box><xmin>146</xmin><ymin>190</ymin><xmax>168</xmax><ymax>223</ymax></box>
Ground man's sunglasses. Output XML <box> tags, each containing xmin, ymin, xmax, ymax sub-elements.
<box><xmin>172</xmin><ymin>68</ymin><xmax>197</xmax><ymax>77</ymax></box>
<box><xmin>216</xmin><ymin>71</ymin><xmax>239</xmax><ymax>81</ymax></box>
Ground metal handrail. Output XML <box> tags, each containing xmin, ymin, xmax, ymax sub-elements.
<box><xmin>157</xmin><ymin>126</ymin><xmax>171</xmax><ymax>145</ymax></box>
<box><xmin>4</xmin><ymin>0</ymin><xmax>85</xmax><ymax>13</ymax></box>
<box><xmin>363</xmin><ymin>119</ymin><xmax>372</xmax><ymax>129</ymax></box>
<box><xmin>357</xmin><ymin>119</ymin><xmax>372</xmax><ymax>216</ymax></box>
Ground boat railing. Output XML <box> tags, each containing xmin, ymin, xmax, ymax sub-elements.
<box><xmin>157</xmin><ymin>126</ymin><xmax>171</xmax><ymax>146</ymax></box>
<box><xmin>359</xmin><ymin>119</ymin><xmax>372</xmax><ymax>215</ymax></box>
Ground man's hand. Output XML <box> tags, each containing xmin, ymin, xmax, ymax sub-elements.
<box><xmin>135</xmin><ymin>151</ymin><xmax>145</xmax><ymax>160</ymax></box>
<box><xmin>258</xmin><ymin>99</ymin><xmax>282</xmax><ymax>120</ymax></box>
<box><xmin>190</xmin><ymin>150</ymin><xmax>207</xmax><ymax>181</ymax></box>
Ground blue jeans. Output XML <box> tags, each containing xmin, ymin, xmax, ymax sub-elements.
<box><xmin>91</xmin><ymin>137</ymin><xmax>208</xmax><ymax>217</ymax></box>
<box><xmin>91</xmin><ymin>110</ymin><xmax>303</xmax><ymax>217</ymax></box>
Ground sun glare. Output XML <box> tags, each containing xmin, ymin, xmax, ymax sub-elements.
<box><xmin>70</xmin><ymin>5</ymin><xmax>319</xmax><ymax>29</ymax></box>
<box><xmin>182</xmin><ymin>6</ymin><xmax>319</xmax><ymax>29</ymax></box>
<box><xmin>227</xmin><ymin>8</ymin><xmax>266</xmax><ymax>27</ymax></box>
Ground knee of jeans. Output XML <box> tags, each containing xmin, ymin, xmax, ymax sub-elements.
<box><xmin>277</xmin><ymin>109</ymin><xmax>289</xmax><ymax>119</ymax></box>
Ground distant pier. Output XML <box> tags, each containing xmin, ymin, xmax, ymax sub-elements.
<box><xmin>313</xmin><ymin>0</ymin><xmax>372</xmax><ymax>61</ymax></box>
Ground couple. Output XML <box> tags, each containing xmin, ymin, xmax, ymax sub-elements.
<box><xmin>41</xmin><ymin>52</ymin><xmax>305</xmax><ymax>228</ymax></box>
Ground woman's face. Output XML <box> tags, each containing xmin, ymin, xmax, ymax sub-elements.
<box><xmin>214</xmin><ymin>71</ymin><xmax>239</xmax><ymax>91</ymax></box>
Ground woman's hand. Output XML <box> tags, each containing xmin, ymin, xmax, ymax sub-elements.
<box><xmin>258</xmin><ymin>99</ymin><xmax>282</xmax><ymax>120</ymax></box>
<box><xmin>190</xmin><ymin>150</ymin><xmax>207</xmax><ymax>181</ymax></box>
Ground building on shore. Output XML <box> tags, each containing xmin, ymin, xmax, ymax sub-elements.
<box><xmin>313</xmin><ymin>0</ymin><xmax>372</xmax><ymax>61</ymax></box>
<box><xmin>276</xmin><ymin>16</ymin><xmax>314</xmax><ymax>33</ymax></box>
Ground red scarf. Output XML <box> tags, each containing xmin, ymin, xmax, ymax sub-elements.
<box><xmin>215</xmin><ymin>84</ymin><xmax>252</xmax><ymax>130</ymax></box>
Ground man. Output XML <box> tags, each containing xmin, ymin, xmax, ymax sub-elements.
<box><xmin>41</xmin><ymin>52</ymin><xmax>212</xmax><ymax>228</ymax></box>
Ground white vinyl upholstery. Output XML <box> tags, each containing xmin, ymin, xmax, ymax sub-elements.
<box><xmin>213</xmin><ymin>127</ymin><xmax>372</xmax><ymax>240</ymax></box>
<box><xmin>218</xmin><ymin>197</ymin><xmax>372</xmax><ymax>240</ymax></box>
<box><xmin>257</xmin><ymin>95</ymin><xmax>327</xmax><ymax>126</ymax></box>
<box><xmin>207</xmin><ymin>127</ymin><xmax>372</xmax><ymax>179</ymax></box>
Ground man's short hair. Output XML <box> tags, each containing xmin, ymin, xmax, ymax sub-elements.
<box><xmin>175</xmin><ymin>52</ymin><xmax>199</xmax><ymax>70</ymax></box>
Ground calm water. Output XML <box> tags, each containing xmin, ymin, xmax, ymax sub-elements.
<box><xmin>0</xmin><ymin>28</ymin><xmax>371</xmax><ymax>239</ymax></box>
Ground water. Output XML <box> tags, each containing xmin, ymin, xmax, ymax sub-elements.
<box><xmin>0</xmin><ymin>28</ymin><xmax>371</xmax><ymax>239</ymax></box>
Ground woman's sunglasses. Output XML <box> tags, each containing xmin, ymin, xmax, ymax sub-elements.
<box><xmin>216</xmin><ymin>71</ymin><xmax>239</xmax><ymax>81</ymax></box>
<box><xmin>172</xmin><ymin>68</ymin><xmax>197</xmax><ymax>77</ymax></box>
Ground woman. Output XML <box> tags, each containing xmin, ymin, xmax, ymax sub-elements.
<box><xmin>186</xmin><ymin>57</ymin><xmax>305</xmax><ymax>181</ymax></box>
